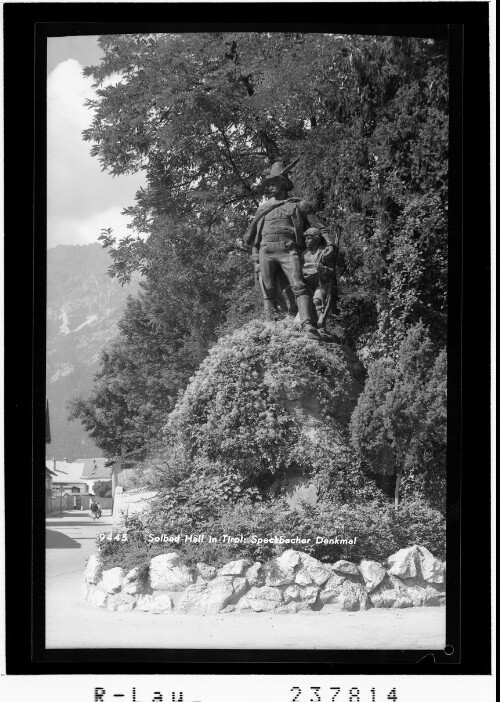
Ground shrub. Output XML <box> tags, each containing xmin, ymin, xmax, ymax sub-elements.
<box><xmin>165</xmin><ymin>318</ymin><xmax>362</xmax><ymax>484</ymax></box>
<box><xmin>95</xmin><ymin>516</ymin><xmax>190</xmax><ymax>578</ymax></box>
<box><xmin>96</xmin><ymin>495</ymin><xmax>445</xmax><ymax>573</ymax></box>
<box><xmin>134</xmin><ymin>318</ymin><xmax>383</xmax><ymax>507</ymax></box>
<box><xmin>292</xmin><ymin>498</ymin><xmax>446</xmax><ymax>562</ymax></box>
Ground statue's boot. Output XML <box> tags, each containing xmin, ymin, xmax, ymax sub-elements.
<box><xmin>283</xmin><ymin>286</ymin><xmax>298</xmax><ymax>317</ymax></box>
<box><xmin>296</xmin><ymin>295</ymin><xmax>320</xmax><ymax>340</ymax></box>
<box><xmin>263</xmin><ymin>298</ymin><xmax>278</xmax><ymax>321</ymax></box>
<box><xmin>317</xmin><ymin>327</ymin><xmax>336</xmax><ymax>343</ymax></box>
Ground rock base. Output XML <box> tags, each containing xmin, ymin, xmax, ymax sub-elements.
<box><xmin>81</xmin><ymin>546</ymin><xmax>446</xmax><ymax>614</ymax></box>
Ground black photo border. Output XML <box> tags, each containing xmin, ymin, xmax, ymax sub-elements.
<box><xmin>3</xmin><ymin>1</ymin><xmax>491</xmax><ymax>676</ymax></box>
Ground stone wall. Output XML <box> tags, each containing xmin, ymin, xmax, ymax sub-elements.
<box><xmin>93</xmin><ymin>496</ymin><xmax>113</xmax><ymax>510</ymax></box>
<box><xmin>47</xmin><ymin>493</ymin><xmax>92</xmax><ymax>513</ymax></box>
<box><xmin>81</xmin><ymin>545</ymin><xmax>445</xmax><ymax>614</ymax></box>
<box><xmin>112</xmin><ymin>486</ymin><xmax>158</xmax><ymax>526</ymax></box>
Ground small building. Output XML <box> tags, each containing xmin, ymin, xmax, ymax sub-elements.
<box><xmin>77</xmin><ymin>458</ymin><xmax>112</xmax><ymax>495</ymax></box>
<box><xmin>45</xmin><ymin>466</ymin><xmax>56</xmax><ymax>512</ymax></box>
<box><xmin>105</xmin><ymin>446</ymin><xmax>149</xmax><ymax>497</ymax></box>
<box><xmin>46</xmin><ymin>460</ymin><xmax>89</xmax><ymax>512</ymax></box>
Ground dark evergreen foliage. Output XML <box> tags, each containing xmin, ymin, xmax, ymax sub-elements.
<box><xmin>350</xmin><ymin>323</ymin><xmax>446</xmax><ymax>511</ymax></box>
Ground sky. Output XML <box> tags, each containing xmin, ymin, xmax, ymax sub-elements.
<box><xmin>47</xmin><ymin>36</ymin><xmax>145</xmax><ymax>248</ymax></box>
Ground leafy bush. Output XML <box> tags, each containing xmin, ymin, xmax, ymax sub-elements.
<box><xmin>290</xmin><ymin>498</ymin><xmax>446</xmax><ymax>562</ymax></box>
<box><xmin>97</xmin><ymin>495</ymin><xmax>445</xmax><ymax>573</ymax></box>
<box><xmin>95</xmin><ymin>516</ymin><xmax>193</xmax><ymax>584</ymax></box>
<box><xmin>136</xmin><ymin>318</ymin><xmax>375</xmax><ymax>502</ymax></box>
<box><xmin>168</xmin><ymin>319</ymin><xmax>354</xmax><ymax>471</ymax></box>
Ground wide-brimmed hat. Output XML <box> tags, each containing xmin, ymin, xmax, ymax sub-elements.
<box><xmin>304</xmin><ymin>227</ymin><xmax>321</xmax><ymax>239</ymax></box>
<box><xmin>262</xmin><ymin>156</ymin><xmax>300</xmax><ymax>188</ymax></box>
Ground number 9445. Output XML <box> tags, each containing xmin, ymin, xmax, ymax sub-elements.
<box><xmin>98</xmin><ymin>532</ymin><xmax>128</xmax><ymax>542</ymax></box>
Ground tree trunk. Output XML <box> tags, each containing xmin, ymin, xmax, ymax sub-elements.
<box><xmin>394</xmin><ymin>466</ymin><xmax>403</xmax><ymax>509</ymax></box>
<box><xmin>111</xmin><ymin>465</ymin><xmax>119</xmax><ymax>498</ymax></box>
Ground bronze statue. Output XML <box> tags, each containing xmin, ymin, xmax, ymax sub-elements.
<box><xmin>301</xmin><ymin>227</ymin><xmax>339</xmax><ymax>342</ymax></box>
<box><xmin>243</xmin><ymin>158</ymin><xmax>336</xmax><ymax>340</ymax></box>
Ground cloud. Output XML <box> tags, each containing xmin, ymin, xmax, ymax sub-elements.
<box><xmin>47</xmin><ymin>59</ymin><xmax>145</xmax><ymax>247</ymax></box>
<box><xmin>48</xmin><ymin>206</ymin><xmax>136</xmax><ymax>249</ymax></box>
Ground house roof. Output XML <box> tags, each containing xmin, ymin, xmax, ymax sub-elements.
<box><xmin>77</xmin><ymin>458</ymin><xmax>112</xmax><ymax>480</ymax></box>
<box><xmin>45</xmin><ymin>460</ymin><xmax>86</xmax><ymax>483</ymax></box>
<box><xmin>105</xmin><ymin>446</ymin><xmax>148</xmax><ymax>468</ymax></box>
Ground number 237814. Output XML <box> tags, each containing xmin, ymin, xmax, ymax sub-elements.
<box><xmin>290</xmin><ymin>687</ymin><xmax>398</xmax><ymax>702</ymax></box>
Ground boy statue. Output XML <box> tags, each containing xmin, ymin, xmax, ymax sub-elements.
<box><xmin>301</xmin><ymin>227</ymin><xmax>339</xmax><ymax>342</ymax></box>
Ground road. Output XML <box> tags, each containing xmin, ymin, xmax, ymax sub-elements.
<box><xmin>46</xmin><ymin>508</ymin><xmax>111</xmax><ymax>576</ymax></box>
<box><xmin>46</xmin><ymin>510</ymin><xmax>446</xmax><ymax>650</ymax></box>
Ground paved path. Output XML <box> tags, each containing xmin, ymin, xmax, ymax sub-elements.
<box><xmin>46</xmin><ymin>511</ymin><xmax>446</xmax><ymax>650</ymax></box>
<box><xmin>46</xmin><ymin>508</ymin><xmax>112</xmax><ymax>576</ymax></box>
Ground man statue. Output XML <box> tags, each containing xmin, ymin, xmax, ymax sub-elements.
<box><xmin>243</xmin><ymin>158</ymin><xmax>335</xmax><ymax>340</ymax></box>
<box><xmin>301</xmin><ymin>227</ymin><xmax>340</xmax><ymax>342</ymax></box>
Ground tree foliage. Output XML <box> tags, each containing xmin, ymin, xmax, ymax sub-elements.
<box><xmin>350</xmin><ymin>323</ymin><xmax>446</xmax><ymax>512</ymax></box>
<box><xmin>82</xmin><ymin>32</ymin><xmax>448</xmax><ymax>344</ymax></box>
<box><xmin>92</xmin><ymin>480</ymin><xmax>112</xmax><ymax>498</ymax></box>
<box><xmin>68</xmin><ymin>217</ymin><xmax>261</xmax><ymax>454</ymax></box>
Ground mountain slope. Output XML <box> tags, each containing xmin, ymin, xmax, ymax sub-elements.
<box><xmin>46</xmin><ymin>242</ymin><xmax>140</xmax><ymax>460</ymax></box>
